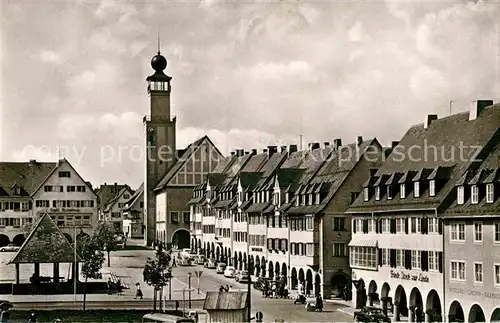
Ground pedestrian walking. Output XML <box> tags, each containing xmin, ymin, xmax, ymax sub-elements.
<box><xmin>117</xmin><ymin>279</ymin><xmax>123</xmax><ymax>296</ymax></box>
<box><xmin>134</xmin><ymin>283</ymin><xmax>143</xmax><ymax>299</ymax></box>
<box><xmin>416</xmin><ymin>305</ymin><xmax>423</xmax><ymax>323</ymax></box>
<box><xmin>172</xmin><ymin>257</ymin><xmax>177</xmax><ymax>267</ymax></box>
<box><xmin>316</xmin><ymin>294</ymin><xmax>323</xmax><ymax>312</ymax></box>
<box><xmin>107</xmin><ymin>277</ymin><xmax>113</xmax><ymax>295</ymax></box>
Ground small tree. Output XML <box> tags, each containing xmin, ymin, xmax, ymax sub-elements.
<box><xmin>79</xmin><ymin>236</ymin><xmax>105</xmax><ymax>311</ymax></box>
<box><xmin>22</xmin><ymin>222</ymin><xmax>33</xmax><ymax>237</ymax></box>
<box><xmin>94</xmin><ymin>221</ymin><xmax>118</xmax><ymax>267</ymax></box>
<box><xmin>143</xmin><ymin>245</ymin><xmax>172</xmax><ymax>311</ymax></box>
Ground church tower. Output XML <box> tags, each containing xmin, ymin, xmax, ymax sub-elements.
<box><xmin>144</xmin><ymin>51</ymin><xmax>177</xmax><ymax>246</ymax></box>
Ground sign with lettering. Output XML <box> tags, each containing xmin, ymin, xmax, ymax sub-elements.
<box><xmin>390</xmin><ymin>270</ymin><xmax>429</xmax><ymax>283</ymax></box>
<box><xmin>50</xmin><ymin>208</ymin><xmax>81</xmax><ymax>213</ymax></box>
<box><xmin>448</xmin><ymin>288</ymin><xmax>500</xmax><ymax>300</ymax></box>
<box><xmin>251</xmin><ymin>247</ymin><xmax>263</xmax><ymax>252</ymax></box>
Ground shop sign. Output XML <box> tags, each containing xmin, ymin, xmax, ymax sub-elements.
<box><xmin>50</xmin><ymin>208</ymin><xmax>81</xmax><ymax>213</ymax></box>
<box><xmin>448</xmin><ymin>288</ymin><xmax>500</xmax><ymax>300</ymax></box>
<box><xmin>390</xmin><ymin>270</ymin><xmax>429</xmax><ymax>283</ymax></box>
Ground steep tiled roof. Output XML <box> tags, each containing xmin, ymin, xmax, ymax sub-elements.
<box><xmin>9</xmin><ymin>213</ymin><xmax>81</xmax><ymax>264</ymax></box>
<box><xmin>123</xmin><ymin>183</ymin><xmax>144</xmax><ymax>211</ymax></box>
<box><xmin>104</xmin><ymin>186</ymin><xmax>134</xmax><ymax>212</ymax></box>
<box><xmin>348</xmin><ymin>104</ymin><xmax>500</xmax><ymax>212</ymax></box>
<box><xmin>203</xmin><ymin>291</ymin><xmax>248</xmax><ymax>310</ymax></box>
<box><xmin>223</xmin><ymin>154</ymin><xmax>253</xmax><ymax>185</ymax></box>
<box><xmin>256</xmin><ymin>152</ymin><xmax>289</xmax><ymax>186</ymax></box>
<box><xmin>0</xmin><ymin>161</ymin><xmax>56</xmax><ymax>196</ymax></box>
<box><xmin>97</xmin><ymin>184</ymin><xmax>129</xmax><ymax>209</ymax></box>
<box><xmin>239</xmin><ymin>172</ymin><xmax>263</xmax><ymax>188</ymax></box>
<box><xmin>154</xmin><ymin>135</ymin><xmax>224</xmax><ymax>191</ymax></box>
<box><xmin>238</xmin><ymin>153</ymin><xmax>268</xmax><ymax>173</ymax></box>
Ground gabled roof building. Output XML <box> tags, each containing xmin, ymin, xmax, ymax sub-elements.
<box><xmin>345</xmin><ymin>100</ymin><xmax>500</xmax><ymax>322</ymax></box>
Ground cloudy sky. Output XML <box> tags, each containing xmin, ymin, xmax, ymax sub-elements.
<box><xmin>1</xmin><ymin>0</ymin><xmax>499</xmax><ymax>188</ymax></box>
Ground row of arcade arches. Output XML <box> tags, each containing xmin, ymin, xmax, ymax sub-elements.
<box><xmin>195</xmin><ymin>239</ymin><xmax>327</xmax><ymax>296</ymax></box>
<box><xmin>0</xmin><ymin>234</ymin><xmax>26</xmax><ymax>247</ymax></box>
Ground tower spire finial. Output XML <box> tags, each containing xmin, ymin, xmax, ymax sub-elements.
<box><xmin>157</xmin><ymin>26</ymin><xmax>160</xmax><ymax>54</ymax></box>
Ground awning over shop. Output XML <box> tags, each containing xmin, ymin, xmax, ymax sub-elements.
<box><xmin>348</xmin><ymin>236</ymin><xmax>378</xmax><ymax>247</ymax></box>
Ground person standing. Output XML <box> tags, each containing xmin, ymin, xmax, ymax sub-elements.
<box><xmin>316</xmin><ymin>294</ymin><xmax>323</xmax><ymax>312</ymax></box>
<box><xmin>107</xmin><ymin>277</ymin><xmax>113</xmax><ymax>295</ymax></box>
<box><xmin>134</xmin><ymin>283</ymin><xmax>143</xmax><ymax>299</ymax></box>
<box><xmin>416</xmin><ymin>305</ymin><xmax>423</xmax><ymax>323</ymax></box>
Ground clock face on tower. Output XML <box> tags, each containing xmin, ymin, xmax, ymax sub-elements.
<box><xmin>149</xmin><ymin>127</ymin><xmax>154</xmax><ymax>133</ymax></box>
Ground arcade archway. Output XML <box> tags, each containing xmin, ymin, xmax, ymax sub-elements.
<box><xmin>306</xmin><ymin>269</ymin><xmax>313</xmax><ymax>295</ymax></box>
<box><xmin>491</xmin><ymin>308</ymin><xmax>500</xmax><ymax>323</ymax></box>
<box><xmin>331</xmin><ymin>272</ymin><xmax>349</xmax><ymax>297</ymax></box>
<box><xmin>268</xmin><ymin>262</ymin><xmax>274</xmax><ymax>279</ymax></box>
<box><xmin>410</xmin><ymin>287</ymin><xmax>423</xmax><ymax>322</ymax></box>
<box><xmin>281</xmin><ymin>263</ymin><xmax>287</xmax><ymax>279</ymax></box>
<box><xmin>314</xmin><ymin>273</ymin><xmax>321</xmax><ymax>296</ymax></box>
<box><xmin>394</xmin><ymin>285</ymin><xmax>408</xmax><ymax>321</ymax></box>
<box><xmin>448</xmin><ymin>300</ymin><xmax>465</xmax><ymax>323</ymax></box>
<box><xmin>298</xmin><ymin>268</ymin><xmax>305</xmax><ymax>285</ymax></box>
<box><xmin>468</xmin><ymin>304</ymin><xmax>486</xmax><ymax>322</ymax></box>
<box><xmin>172</xmin><ymin>229</ymin><xmax>190</xmax><ymax>249</ymax></box>
<box><xmin>368</xmin><ymin>280</ymin><xmax>378</xmax><ymax>306</ymax></box>
<box><xmin>63</xmin><ymin>233</ymin><xmax>72</xmax><ymax>244</ymax></box>
<box><xmin>255</xmin><ymin>256</ymin><xmax>261</xmax><ymax>276</ymax></box>
<box><xmin>425</xmin><ymin>289</ymin><xmax>442</xmax><ymax>322</ymax></box>
<box><xmin>0</xmin><ymin>234</ymin><xmax>9</xmax><ymax>247</ymax></box>
<box><xmin>274</xmin><ymin>261</ymin><xmax>280</xmax><ymax>278</ymax></box>
<box><xmin>291</xmin><ymin>267</ymin><xmax>298</xmax><ymax>289</ymax></box>
<box><xmin>12</xmin><ymin>234</ymin><xmax>25</xmax><ymax>246</ymax></box>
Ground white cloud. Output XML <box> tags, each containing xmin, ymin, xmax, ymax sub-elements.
<box><xmin>348</xmin><ymin>21</ymin><xmax>370</xmax><ymax>42</ymax></box>
<box><xmin>240</xmin><ymin>61</ymin><xmax>316</xmax><ymax>81</ymax></box>
<box><xmin>39</xmin><ymin>50</ymin><xmax>62</xmax><ymax>63</ymax></box>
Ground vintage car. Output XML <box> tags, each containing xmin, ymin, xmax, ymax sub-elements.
<box><xmin>196</xmin><ymin>255</ymin><xmax>206</xmax><ymax>265</ymax></box>
<box><xmin>235</xmin><ymin>270</ymin><xmax>250</xmax><ymax>284</ymax></box>
<box><xmin>0</xmin><ymin>244</ymin><xmax>20</xmax><ymax>252</ymax></box>
<box><xmin>223</xmin><ymin>266</ymin><xmax>236</xmax><ymax>278</ymax></box>
<box><xmin>216</xmin><ymin>262</ymin><xmax>226</xmax><ymax>274</ymax></box>
<box><xmin>354</xmin><ymin>306</ymin><xmax>391</xmax><ymax>323</ymax></box>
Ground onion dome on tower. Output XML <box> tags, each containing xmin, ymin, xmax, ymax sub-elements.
<box><xmin>146</xmin><ymin>51</ymin><xmax>172</xmax><ymax>92</ymax></box>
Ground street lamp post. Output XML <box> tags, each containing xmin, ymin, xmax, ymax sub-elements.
<box><xmin>73</xmin><ymin>223</ymin><xmax>77</xmax><ymax>302</ymax></box>
<box><xmin>246</xmin><ymin>211</ymin><xmax>252</xmax><ymax>322</ymax></box>
<box><xmin>187</xmin><ymin>272</ymin><xmax>192</xmax><ymax>309</ymax></box>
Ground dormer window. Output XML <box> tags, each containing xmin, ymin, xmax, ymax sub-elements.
<box><xmin>414</xmin><ymin>182</ymin><xmax>420</xmax><ymax>198</ymax></box>
<box><xmin>387</xmin><ymin>186</ymin><xmax>393</xmax><ymax>200</ymax></box>
<box><xmin>302</xmin><ymin>195</ymin><xmax>306</xmax><ymax>205</ymax></box>
<box><xmin>471</xmin><ymin>185</ymin><xmax>479</xmax><ymax>204</ymax></box>
<box><xmin>375</xmin><ymin>186</ymin><xmax>381</xmax><ymax>201</ymax></box>
<box><xmin>486</xmin><ymin>183</ymin><xmax>494</xmax><ymax>203</ymax></box>
<box><xmin>457</xmin><ymin>186</ymin><xmax>465</xmax><ymax>205</ymax></box>
<box><xmin>309</xmin><ymin>194</ymin><xmax>313</xmax><ymax>205</ymax></box>
<box><xmin>316</xmin><ymin>193</ymin><xmax>320</xmax><ymax>204</ymax></box>
<box><xmin>296</xmin><ymin>196</ymin><xmax>299</xmax><ymax>206</ymax></box>
<box><xmin>273</xmin><ymin>192</ymin><xmax>280</xmax><ymax>206</ymax></box>
<box><xmin>429</xmin><ymin>180</ymin><xmax>436</xmax><ymax>197</ymax></box>
<box><xmin>266</xmin><ymin>191</ymin><xmax>270</xmax><ymax>202</ymax></box>
<box><xmin>246</xmin><ymin>192</ymin><xmax>250</xmax><ymax>200</ymax></box>
<box><xmin>285</xmin><ymin>193</ymin><xmax>289</xmax><ymax>204</ymax></box>
<box><xmin>400</xmin><ymin>184</ymin><xmax>406</xmax><ymax>199</ymax></box>
<box><xmin>363</xmin><ymin>187</ymin><xmax>369</xmax><ymax>201</ymax></box>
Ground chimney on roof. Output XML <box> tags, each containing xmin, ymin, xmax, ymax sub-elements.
<box><xmin>114</xmin><ymin>182</ymin><xmax>117</xmax><ymax>192</ymax></box>
<box><xmin>369</xmin><ymin>168</ymin><xmax>378</xmax><ymax>177</ymax></box>
<box><xmin>280</xmin><ymin>145</ymin><xmax>287</xmax><ymax>153</ymax></box>
<box><xmin>469</xmin><ymin>100</ymin><xmax>493</xmax><ymax>120</ymax></box>
<box><xmin>237</xmin><ymin>149</ymin><xmax>245</xmax><ymax>157</ymax></box>
<box><xmin>263</xmin><ymin>149</ymin><xmax>268</xmax><ymax>153</ymax></box>
<box><xmin>391</xmin><ymin>141</ymin><xmax>399</xmax><ymax>149</ymax></box>
<box><xmin>357</xmin><ymin>136</ymin><xmax>363</xmax><ymax>146</ymax></box>
<box><xmin>267</xmin><ymin>146</ymin><xmax>278</xmax><ymax>157</ymax></box>
<box><xmin>29</xmin><ymin>159</ymin><xmax>36</xmax><ymax>166</ymax></box>
<box><xmin>424</xmin><ymin>114</ymin><xmax>438</xmax><ymax>129</ymax></box>
<box><xmin>251</xmin><ymin>149</ymin><xmax>257</xmax><ymax>155</ymax></box>
<box><xmin>333</xmin><ymin>139</ymin><xmax>342</xmax><ymax>150</ymax></box>
<box><xmin>289</xmin><ymin>145</ymin><xmax>298</xmax><ymax>153</ymax></box>
<box><xmin>231</xmin><ymin>151</ymin><xmax>236</xmax><ymax>156</ymax></box>
<box><xmin>245</xmin><ymin>151</ymin><xmax>250</xmax><ymax>155</ymax></box>
<box><xmin>324</xmin><ymin>142</ymin><xmax>330</xmax><ymax>148</ymax></box>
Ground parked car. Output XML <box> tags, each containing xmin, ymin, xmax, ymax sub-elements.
<box><xmin>235</xmin><ymin>270</ymin><xmax>250</xmax><ymax>283</ymax></box>
<box><xmin>179</xmin><ymin>257</ymin><xmax>192</xmax><ymax>266</ymax></box>
<box><xmin>196</xmin><ymin>255</ymin><xmax>206</xmax><ymax>265</ymax></box>
<box><xmin>181</xmin><ymin>248</ymin><xmax>195</xmax><ymax>260</ymax></box>
<box><xmin>354</xmin><ymin>306</ymin><xmax>391</xmax><ymax>322</ymax></box>
<box><xmin>0</xmin><ymin>244</ymin><xmax>19</xmax><ymax>252</ymax></box>
<box><xmin>216</xmin><ymin>262</ymin><xmax>226</xmax><ymax>274</ymax></box>
<box><xmin>224</xmin><ymin>266</ymin><xmax>236</xmax><ymax>278</ymax></box>
<box><xmin>205</xmin><ymin>258</ymin><xmax>217</xmax><ymax>269</ymax></box>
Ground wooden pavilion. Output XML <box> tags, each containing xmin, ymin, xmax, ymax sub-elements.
<box><xmin>8</xmin><ymin>213</ymin><xmax>82</xmax><ymax>294</ymax></box>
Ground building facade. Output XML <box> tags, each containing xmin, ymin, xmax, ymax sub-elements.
<box><xmin>0</xmin><ymin>158</ymin><xmax>98</xmax><ymax>246</ymax></box>
<box><xmin>190</xmin><ymin>138</ymin><xmax>384</xmax><ymax>298</ymax></box>
<box><xmin>443</xmin><ymin>117</ymin><xmax>500</xmax><ymax>323</ymax></box>
<box><xmin>102</xmin><ymin>185</ymin><xmax>134</xmax><ymax>232</ymax></box>
<box><xmin>122</xmin><ymin>183</ymin><xmax>145</xmax><ymax>239</ymax></box>
<box><xmin>346</xmin><ymin>101</ymin><xmax>500</xmax><ymax>323</ymax></box>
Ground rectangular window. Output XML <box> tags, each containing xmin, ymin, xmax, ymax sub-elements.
<box><xmin>334</xmin><ymin>243</ymin><xmax>346</xmax><ymax>257</ymax></box>
<box><xmin>450</xmin><ymin>223</ymin><xmax>466</xmax><ymax>242</ymax></box>
<box><xmin>306</xmin><ymin>217</ymin><xmax>314</xmax><ymax>231</ymax></box>
<box><xmin>474</xmin><ymin>222</ymin><xmax>483</xmax><ymax>243</ymax></box>
<box><xmin>382</xmin><ymin>249</ymin><xmax>390</xmax><ymax>266</ymax></box>
<box><xmin>396</xmin><ymin>218</ymin><xmax>405</xmax><ymax>233</ymax></box>
<box><xmin>333</xmin><ymin>217</ymin><xmax>345</xmax><ymax>231</ymax></box>
<box><xmin>495</xmin><ymin>265</ymin><xmax>500</xmax><ymax>286</ymax></box>
<box><xmin>414</xmin><ymin>182</ymin><xmax>420</xmax><ymax>197</ymax></box>
<box><xmin>411</xmin><ymin>250</ymin><xmax>421</xmax><ymax>269</ymax></box>
<box><xmin>170</xmin><ymin>212</ymin><xmax>179</xmax><ymax>223</ymax></box>
<box><xmin>306</xmin><ymin>243</ymin><xmax>314</xmax><ymax>256</ymax></box>
<box><xmin>396</xmin><ymin>249</ymin><xmax>405</xmax><ymax>268</ymax></box>
<box><xmin>67</xmin><ymin>186</ymin><xmax>76</xmax><ymax>192</ymax></box>
<box><xmin>183</xmin><ymin>212</ymin><xmax>190</xmax><ymax>223</ymax></box>
<box><xmin>429</xmin><ymin>180</ymin><xmax>436</xmax><ymax>196</ymax></box>
<box><xmin>367</xmin><ymin>219</ymin><xmax>374</xmax><ymax>233</ymax></box>
<box><xmin>364</xmin><ymin>187</ymin><xmax>369</xmax><ymax>201</ymax></box>
<box><xmin>375</xmin><ymin>186</ymin><xmax>380</xmax><ymax>200</ymax></box>
<box><xmin>77</xmin><ymin>185</ymin><xmax>86</xmax><ymax>192</ymax></box>
<box><xmin>356</xmin><ymin>219</ymin><xmax>363</xmax><ymax>233</ymax></box>
<box><xmin>349</xmin><ymin>246</ymin><xmax>377</xmax><ymax>269</ymax></box>
<box><xmin>495</xmin><ymin>223</ymin><xmax>500</xmax><ymax>243</ymax></box>
<box><xmin>382</xmin><ymin>219</ymin><xmax>390</xmax><ymax>233</ymax></box>
<box><xmin>486</xmin><ymin>183</ymin><xmax>494</xmax><ymax>203</ymax></box>
<box><xmin>450</xmin><ymin>261</ymin><xmax>466</xmax><ymax>281</ymax></box>
<box><xmin>400</xmin><ymin>184</ymin><xmax>406</xmax><ymax>199</ymax></box>
<box><xmin>44</xmin><ymin>185</ymin><xmax>53</xmax><ymax>192</ymax></box>
<box><xmin>58</xmin><ymin>171</ymin><xmax>71</xmax><ymax>178</ymax></box>
<box><xmin>471</xmin><ymin>185</ymin><xmax>479</xmax><ymax>204</ymax></box>
<box><xmin>411</xmin><ymin>218</ymin><xmax>421</xmax><ymax>233</ymax></box>
<box><xmin>387</xmin><ymin>186</ymin><xmax>392</xmax><ymax>200</ymax></box>
<box><xmin>428</xmin><ymin>251</ymin><xmax>439</xmax><ymax>271</ymax></box>
<box><xmin>457</xmin><ymin>186</ymin><xmax>464</xmax><ymax>205</ymax></box>
<box><xmin>474</xmin><ymin>263</ymin><xmax>483</xmax><ymax>284</ymax></box>
<box><xmin>428</xmin><ymin>218</ymin><xmax>438</xmax><ymax>233</ymax></box>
